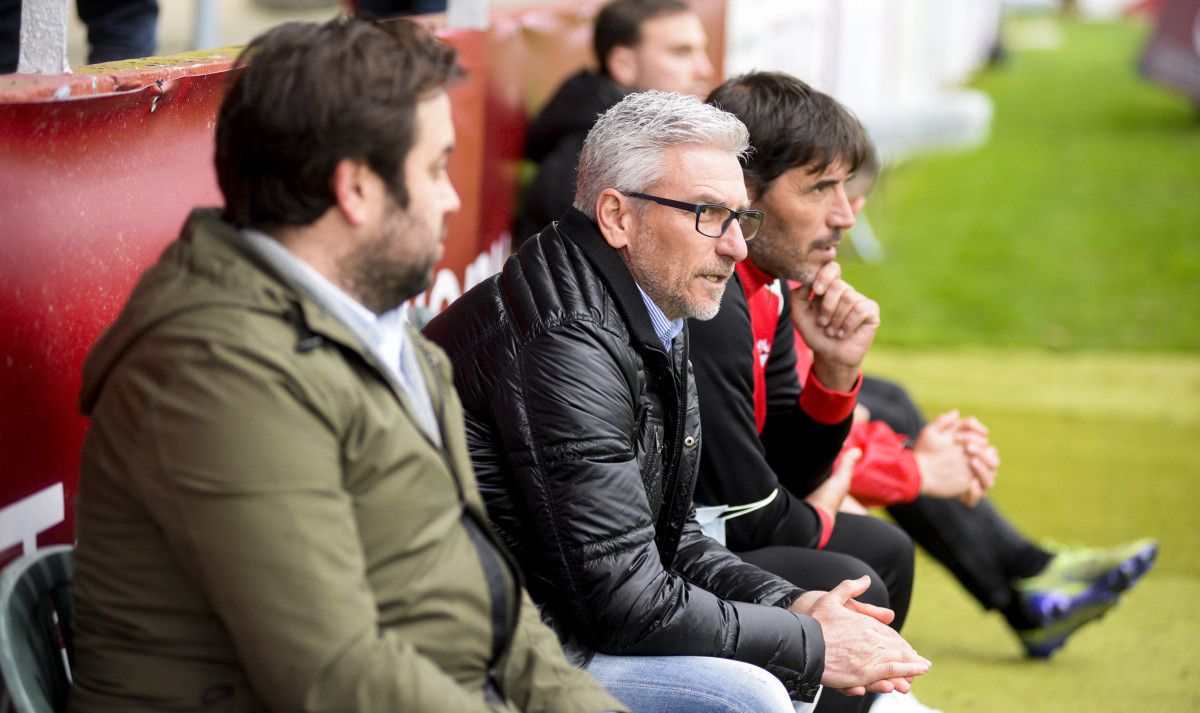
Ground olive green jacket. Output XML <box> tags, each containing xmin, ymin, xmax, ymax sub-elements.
<box><xmin>69</xmin><ymin>209</ymin><xmax>624</xmax><ymax>713</ymax></box>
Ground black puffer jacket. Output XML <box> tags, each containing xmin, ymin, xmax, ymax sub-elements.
<box><xmin>425</xmin><ymin>209</ymin><xmax>825</xmax><ymax>702</ymax></box>
<box><xmin>513</xmin><ymin>70</ymin><xmax>626</xmax><ymax>245</ymax></box>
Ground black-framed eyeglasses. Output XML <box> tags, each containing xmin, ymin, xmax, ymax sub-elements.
<box><xmin>625</xmin><ymin>191</ymin><xmax>763</xmax><ymax>241</ymax></box>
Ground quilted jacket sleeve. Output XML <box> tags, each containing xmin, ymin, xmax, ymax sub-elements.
<box><xmin>671</xmin><ymin>518</ymin><xmax>806</xmax><ymax>608</ymax></box>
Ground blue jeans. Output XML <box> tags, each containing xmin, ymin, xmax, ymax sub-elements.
<box><xmin>584</xmin><ymin>653</ymin><xmax>819</xmax><ymax>713</ymax></box>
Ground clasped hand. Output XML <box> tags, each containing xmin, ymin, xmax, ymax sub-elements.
<box><xmin>915</xmin><ymin>411</ymin><xmax>1000</xmax><ymax>506</ymax></box>
<box><xmin>788</xmin><ymin>576</ymin><xmax>931</xmax><ymax>696</ymax></box>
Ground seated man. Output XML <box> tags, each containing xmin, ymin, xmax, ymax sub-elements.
<box><xmin>517</xmin><ymin>2</ymin><xmax>921</xmax><ymax>681</ymax></box>
<box><xmin>515</xmin><ymin>0</ymin><xmax>714</xmax><ymax>243</ymax></box>
<box><xmin>689</xmin><ymin>71</ymin><xmax>937</xmax><ymax>713</ymax></box>
<box><xmin>424</xmin><ymin>90</ymin><xmax>930</xmax><ymax>713</ymax></box>
<box><xmin>696</xmin><ymin>70</ymin><xmax>1156</xmax><ymax>663</ymax></box>
<box><xmin>69</xmin><ymin>18</ymin><xmax>623</xmax><ymax>713</ymax></box>
<box><xmin>681</xmin><ymin>73</ymin><xmax>921</xmax><ymax>645</ymax></box>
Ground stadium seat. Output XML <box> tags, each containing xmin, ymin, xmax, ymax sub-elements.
<box><xmin>0</xmin><ymin>546</ymin><xmax>74</xmax><ymax>713</ymax></box>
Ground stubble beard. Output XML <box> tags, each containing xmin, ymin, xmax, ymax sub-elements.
<box><xmin>341</xmin><ymin>204</ymin><xmax>438</xmax><ymax>315</ymax></box>
<box><xmin>629</xmin><ymin>221</ymin><xmax>729</xmax><ymax>322</ymax></box>
<box><xmin>748</xmin><ymin>226</ymin><xmax>841</xmax><ymax>289</ymax></box>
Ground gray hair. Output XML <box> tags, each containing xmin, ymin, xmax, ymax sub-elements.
<box><xmin>573</xmin><ymin>90</ymin><xmax>750</xmax><ymax>219</ymax></box>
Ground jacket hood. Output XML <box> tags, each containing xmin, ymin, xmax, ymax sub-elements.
<box><xmin>79</xmin><ymin>209</ymin><xmax>317</xmax><ymax>415</ymax></box>
<box><xmin>524</xmin><ymin>70</ymin><xmax>627</xmax><ymax>162</ymax></box>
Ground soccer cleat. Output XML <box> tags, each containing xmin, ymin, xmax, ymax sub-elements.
<box><xmin>1014</xmin><ymin>538</ymin><xmax>1158</xmax><ymax>658</ymax></box>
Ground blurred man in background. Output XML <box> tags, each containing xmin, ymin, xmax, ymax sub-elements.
<box><xmin>515</xmin><ymin>0</ymin><xmax>714</xmax><ymax>243</ymax></box>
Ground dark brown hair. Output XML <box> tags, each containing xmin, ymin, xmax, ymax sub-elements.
<box><xmin>593</xmin><ymin>0</ymin><xmax>690</xmax><ymax>78</ymax></box>
<box><xmin>706</xmin><ymin>71</ymin><xmax>870</xmax><ymax>194</ymax></box>
<box><xmin>215</xmin><ymin>17</ymin><xmax>463</xmax><ymax>229</ymax></box>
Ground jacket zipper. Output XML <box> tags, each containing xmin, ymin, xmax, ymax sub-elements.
<box><xmin>419</xmin><ymin>346</ymin><xmax>520</xmax><ymax>703</ymax></box>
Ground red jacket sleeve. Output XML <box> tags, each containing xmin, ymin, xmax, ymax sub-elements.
<box><xmin>843</xmin><ymin>421</ymin><xmax>922</xmax><ymax>507</ymax></box>
<box><xmin>799</xmin><ymin>366</ymin><xmax>860</xmax><ymax>426</ymax></box>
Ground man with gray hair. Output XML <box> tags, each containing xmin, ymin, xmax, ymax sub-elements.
<box><xmin>424</xmin><ymin>91</ymin><xmax>930</xmax><ymax>713</ymax></box>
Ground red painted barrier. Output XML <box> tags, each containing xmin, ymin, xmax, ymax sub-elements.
<box><xmin>1</xmin><ymin>66</ymin><xmax>232</xmax><ymax>563</ymax></box>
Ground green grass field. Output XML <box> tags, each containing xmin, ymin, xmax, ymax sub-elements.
<box><xmin>836</xmin><ymin>15</ymin><xmax>1200</xmax><ymax>713</ymax></box>
<box><xmin>863</xmin><ymin>349</ymin><xmax>1200</xmax><ymax>712</ymax></box>
<box><xmin>846</xmin><ymin>20</ymin><xmax>1200</xmax><ymax>352</ymax></box>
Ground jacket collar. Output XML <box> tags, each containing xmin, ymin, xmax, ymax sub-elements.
<box><xmin>186</xmin><ymin>212</ymin><xmax>372</xmax><ymax>364</ymax></box>
<box><xmin>227</xmin><ymin>225</ymin><xmax>447</xmax><ymax>448</ymax></box>
<box><xmin>241</xmin><ymin>226</ymin><xmax>443</xmax><ymax>446</ymax></box>
<box><xmin>554</xmin><ymin>208</ymin><xmax>667</xmax><ymax>354</ymax></box>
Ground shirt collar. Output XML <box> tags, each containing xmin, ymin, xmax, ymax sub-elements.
<box><xmin>635</xmin><ymin>285</ymin><xmax>684</xmax><ymax>352</ymax></box>
<box><xmin>239</xmin><ymin>228</ymin><xmax>409</xmax><ymax>374</ymax></box>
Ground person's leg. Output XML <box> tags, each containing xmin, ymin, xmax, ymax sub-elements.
<box><xmin>584</xmin><ymin>653</ymin><xmax>809</xmax><ymax>713</ymax></box>
<box><xmin>863</xmin><ymin>376</ymin><xmax>1159</xmax><ymax>657</ymax></box>
<box><xmin>813</xmin><ymin>688</ymin><xmax>875</xmax><ymax>713</ymax></box>
<box><xmin>887</xmin><ymin>497</ymin><xmax>1049</xmax><ymax>618</ymax></box>
<box><xmin>857</xmin><ymin>376</ymin><xmax>925</xmax><ymax>438</ymax></box>
<box><xmin>860</xmin><ymin>375</ymin><xmax>1054</xmax><ymax>618</ymax></box>
<box><xmin>739</xmin><ymin>520</ymin><xmax>913</xmax><ymax>634</ymax></box>
<box><xmin>738</xmin><ymin>545</ymin><xmax>890</xmax><ymax>611</ymax></box>
<box><xmin>822</xmin><ymin>514</ymin><xmax>914</xmax><ymax>632</ymax></box>
<box><xmin>1</xmin><ymin>0</ymin><xmax>20</xmax><ymax>73</ymax></box>
<box><xmin>356</xmin><ymin>0</ymin><xmax>447</xmax><ymax>17</ymax></box>
<box><xmin>75</xmin><ymin>0</ymin><xmax>158</xmax><ymax>64</ymax></box>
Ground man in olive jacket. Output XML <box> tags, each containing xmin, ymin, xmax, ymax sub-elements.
<box><xmin>69</xmin><ymin>18</ymin><xmax>624</xmax><ymax>713</ymax></box>
<box><xmin>425</xmin><ymin>90</ymin><xmax>930</xmax><ymax>713</ymax></box>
